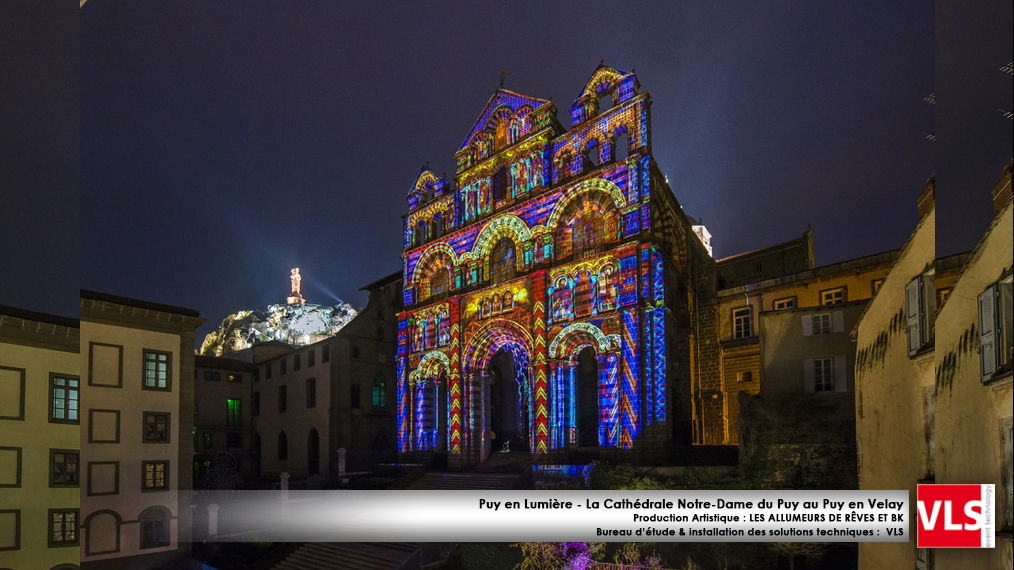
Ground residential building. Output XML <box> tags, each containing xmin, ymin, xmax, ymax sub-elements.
<box><xmin>854</xmin><ymin>176</ymin><xmax>979</xmax><ymax>569</ymax></box>
<box><xmin>717</xmin><ymin>245</ymin><xmax>898</xmax><ymax>446</ymax></box>
<box><xmin>193</xmin><ymin>355</ymin><xmax>256</xmax><ymax>489</ymax></box>
<box><xmin>931</xmin><ymin>164</ymin><xmax>1012</xmax><ymax>570</ymax></box>
<box><xmin>79</xmin><ymin>291</ymin><xmax>203</xmax><ymax>569</ymax></box>
<box><xmin>0</xmin><ymin>305</ymin><xmax>80</xmax><ymax>570</ymax></box>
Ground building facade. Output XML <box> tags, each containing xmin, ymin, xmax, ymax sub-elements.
<box><xmin>717</xmin><ymin>246</ymin><xmax>898</xmax><ymax>445</ymax></box>
<box><xmin>193</xmin><ymin>355</ymin><xmax>256</xmax><ymax>489</ymax></box>
<box><xmin>78</xmin><ymin>291</ymin><xmax>202</xmax><ymax>570</ymax></box>
<box><xmin>397</xmin><ymin>65</ymin><xmax>719</xmax><ymax>468</ymax></box>
<box><xmin>0</xmin><ymin>305</ymin><xmax>81</xmax><ymax>570</ymax></box>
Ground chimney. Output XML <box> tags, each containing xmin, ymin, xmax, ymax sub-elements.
<box><xmin>916</xmin><ymin>175</ymin><xmax>935</xmax><ymax>219</ymax></box>
<box><xmin>990</xmin><ymin>161</ymin><xmax>1013</xmax><ymax>215</ymax></box>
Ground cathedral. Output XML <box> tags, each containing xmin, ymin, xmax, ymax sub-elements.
<box><xmin>397</xmin><ymin>65</ymin><xmax>720</xmax><ymax>468</ymax></box>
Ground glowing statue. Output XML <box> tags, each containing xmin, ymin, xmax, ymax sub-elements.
<box><xmin>287</xmin><ymin>268</ymin><xmax>306</xmax><ymax>306</ymax></box>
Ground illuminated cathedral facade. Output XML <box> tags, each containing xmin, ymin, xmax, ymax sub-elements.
<box><xmin>397</xmin><ymin>65</ymin><xmax>719</xmax><ymax>467</ymax></box>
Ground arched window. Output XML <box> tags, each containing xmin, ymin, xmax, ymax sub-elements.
<box><xmin>277</xmin><ymin>431</ymin><xmax>288</xmax><ymax>460</ymax></box>
<box><xmin>138</xmin><ymin>506</ymin><xmax>171</xmax><ymax>550</ymax></box>
<box><xmin>572</xmin><ymin>210</ymin><xmax>603</xmax><ymax>255</ymax></box>
<box><xmin>612</xmin><ymin>128</ymin><xmax>629</xmax><ymax>162</ymax></box>
<box><xmin>491</xmin><ymin>166</ymin><xmax>509</xmax><ymax>204</ymax></box>
<box><xmin>372</xmin><ymin>373</ymin><xmax>386</xmax><ymax>407</ymax></box>
<box><xmin>551</xmin><ymin>277</ymin><xmax>574</xmax><ymax>322</ymax></box>
<box><xmin>583</xmin><ymin>140</ymin><xmax>600</xmax><ymax>168</ymax></box>
<box><xmin>437</xmin><ymin>310</ymin><xmax>450</xmax><ymax>345</ymax></box>
<box><xmin>489</xmin><ymin>237</ymin><xmax>516</xmax><ymax>283</ymax></box>
<box><xmin>429</xmin><ymin>268</ymin><xmax>450</xmax><ymax>299</ymax></box>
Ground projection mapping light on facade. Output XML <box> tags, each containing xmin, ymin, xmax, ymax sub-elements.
<box><xmin>398</xmin><ymin>64</ymin><xmax>721</xmax><ymax>468</ymax></box>
<box><xmin>200</xmin><ymin>268</ymin><xmax>359</xmax><ymax>356</ymax></box>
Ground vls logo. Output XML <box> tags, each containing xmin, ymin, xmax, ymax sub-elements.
<box><xmin>916</xmin><ymin>484</ymin><xmax>995</xmax><ymax>548</ymax></box>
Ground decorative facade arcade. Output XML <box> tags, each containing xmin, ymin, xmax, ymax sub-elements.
<box><xmin>397</xmin><ymin>65</ymin><xmax>719</xmax><ymax>467</ymax></box>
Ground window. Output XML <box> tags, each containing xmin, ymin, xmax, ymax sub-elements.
<box><xmin>489</xmin><ymin>237</ymin><xmax>516</xmax><ymax>283</ymax></box>
<box><xmin>906</xmin><ymin>275</ymin><xmax>934</xmax><ymax>356</ymax></box>
<box><xmin>50</xmin><ymin>374</ymin><xmax>79</xmax><ymax>423</ymax></box>
<box><xmin>732</xmin><ymin>307</ymin><xmax>752</xmax><ymax>339</ymax></box>
<box><xmin>203</xmin><ymin>371</ymin><xmax>220</xmax><ymax>381</ymax></box>
<box><xmin>804</xmin><ymin>356</ymin><xmax>845</xmax><ymax>393</ymax></box>
<box><xmin>278</xmin><ymin>431</ymin><xmax>288</xmax><ymax>460</ymax></box>
<box><xmin>0</xmin><ymin>366</ymin><xmax>25</xmax><ymax>420</ymax></box>
<box><xmin>351</xmin><ymin>384</ymin><xmax>360</xmax><ymax>409</ymax></box>
<box><xmin>307</xmin><ymin>349</ymin><xmax>315</xmax><ymax>367</ymax></box>
<box><xmin>226</xmin><ymin>399</ymin><xmax>241</xmax><ymax>427</ymax></box>
<box><xmin>143</xmin><ymin>350</ymin><xmax>171</xmax><ymax>391</ymax></box>
<box><xmin>871</xmin><ymin>278</ymin><xmax>885</xmax><ymax>296</ymax></box>
<box><xmin>372</xmin><ymin>375</ymin><xmax>386</xmax><ymax>407</ymax></box>
<box><xmin>253</xmin><ymin>391</ymin><xmax>260</xmax><ymax>416</ymax></box>
<box><xmin>226</xmin><ymin>373</ymin><xmax>240</xmax><ymax>383</ymax></box>
<box><xmin>50</xmin><ymin>450</ymin><xmax>79</xmax><ymax>487</ymax></box>
<box><xmin>737</xmin><ymin>371</ymin><xmax>753</xmax><ymax>383</ymax></box>
<box><xmin>322</xmin><ymin>344</ymin><xmax>330</xmax><ymax>362</ymax></box>
<box><xmin>280</xmin><ymin>358</ymin><xmax>287</xmax><ymax>375</ymax></box>
<box><xmin>936</xmin><ymin>287</ymin><xmax>951</xmax><ymax>309</ymax></box>
<box><xmin>278</xmin><ymin>385</ymin><xmax>287</xmax><ymax>413</ymax></box>
<box><xmin>820</xmin><ymin>286</ymin><xmax>846</xmax><ymax>306</ymax></box>
<box><xmin>293</xmin><ymin>354</ymin><xmax>300</xmax><ymax>371</ymax></box>
<box><xmin>49</xmin><ymin>509</ymin><xmax>78</xmax><ymax>547</ymax></box>
<box><xmin>430</xmin><ymin>268</ymin><xmax>450</xmax><ymax>298</ymax></box>
<box><xmin>813</xmin><ymin>358</ymin><xmax>834</xmax><ymax>392</ymax></box>
<box><xmin>773</xmin><ymin>297</ymin><xmax>796</xmax><ymax>311</ymax></box>
<box><xmin>141</xmin><ymin>461</ymin><xmax>168</xmax><ymax>491</ymax></box>
<box><xmin>142</xmin><ymin>412</ymin><xmax>170</xmax><ymax>443</ymax></box>
<box><xmin>978</xmin><ymin>275</ymin><xmax>1014</xmax><ymax>382</ymax></box>
<box><xmin>306</xmin><ymin>378</ymin><xmax>316</xmax><ymax>408</ymax></box>
<box><xmin>139</xmin><ymin>506</ymin><xmax>170</xmax><ymax>549</ymax></box>
<box><xmin>812</xmin><ymin>314</ymin><xmax>832</xmax><ymax>335</ymax></box>
<box><xmin>572</xmin><ymin>211</ymin><xmax>603</xmax><ymax>255</ymax></box>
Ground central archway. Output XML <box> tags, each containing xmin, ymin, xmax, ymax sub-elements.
<box><xmin>462</xmin><ymin>319</ymin><xmax>534</xmax><ymax>460</ymax></box>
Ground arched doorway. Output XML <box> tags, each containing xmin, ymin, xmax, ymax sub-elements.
<box><xmin>307</xmin><ymin>429</ymin><xmax>319</xmax><ymax>475</ymax></box>
<box><xmin>488</xmin><ymin>348</ymin><xmax>528</xmax><ymax>453</ymax></box>
<box><xmin>576</xmin><ymin>347</ymin><xmax>600</xmax><ymax>447</ymax></box>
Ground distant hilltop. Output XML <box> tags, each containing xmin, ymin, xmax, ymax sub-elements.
<box><xmin>199</xmin><ymin>268</ymin><xmax>359</xmax><ymax>356</ymax></box>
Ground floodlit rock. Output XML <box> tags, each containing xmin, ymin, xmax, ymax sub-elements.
<box><xmin>200</xmin><ymin>301</ymin><xmax>359</xmax><ymax>356</ymax></box>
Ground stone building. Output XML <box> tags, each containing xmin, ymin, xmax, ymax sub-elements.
<box><xmin>78</xmin><ymin>291</ymin><xmax>203</xmax><ymax>570</ymax></box>
<box><xmin>0</xmin><ymin>305</ymin><xmax>80</xmax><ymax>570</ymax></box>
<box><xmin>396</xmin><ymin>64</ymin><xmax>719</xmax><ymax>468</ymax></box>
<box><xmin>853</xmin><ymin>177</ymin><xmax>978</xmax><ymax>570</ymax></box>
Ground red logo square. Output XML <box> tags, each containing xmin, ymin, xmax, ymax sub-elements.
<box><xmin>916</xmin><ymin>484</ymin><xmax>996</xmax><ymax>548</ymax></box>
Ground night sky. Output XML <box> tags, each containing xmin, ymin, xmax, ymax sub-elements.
<box><xmin>2</xmin><ymin>2</ymin><xmax>1011</xmax><ymax>339</ymax></box>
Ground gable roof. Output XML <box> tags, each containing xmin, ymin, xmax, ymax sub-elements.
<box><xmin>458</xmin><ymin>89</ymin><xmax>550</xmax><ymax>151</ymax></box>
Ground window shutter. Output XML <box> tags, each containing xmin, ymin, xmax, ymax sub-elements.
<box><xmin>906</xmin><ymin>277</ymin><xmax>923</xmax><ymax>355</ymax></box>
<box><xmin>803</xmin><ymin>358</ymin><xmax>815</xmax><ymax>393</ymax></box>
<box><xmin>832</xmin><ymin>311</ymin><xmax>845</xmax><ymax>334</ymax></box>
<box><xmin>802</xmin><ymin>315</ymin><xmax>813</xmax><ymax>336</ymax></box>
<box><xmin>834</xmin><ymin>355</ymin><xmax>847</xmax><ymax>392</ymax></box>
<box><xmin>978</xmin><ymin>285</ymin><xmax>997</xmax><ymax>381</ymax></box>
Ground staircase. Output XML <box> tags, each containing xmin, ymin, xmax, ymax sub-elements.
<box><xmin>406</xmin><ymin>471</ymin><xmax>520</xmax><ymax>490</ymax></box>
